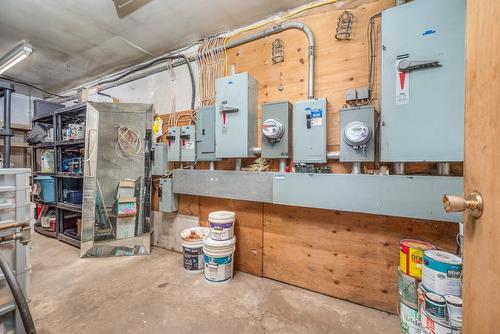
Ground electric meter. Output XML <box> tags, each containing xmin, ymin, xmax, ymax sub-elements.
<box><xmin>343</xmin><ymin>121</ymin><xmax>371</xmax><ymax>149</ymax></box>
<box><xmin>262</xmin><ymin>118</ymin><xmax>285</xmax><ymax>143</ymax></box>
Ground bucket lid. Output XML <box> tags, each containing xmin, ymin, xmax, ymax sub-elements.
<box><xmin>208</xmin><ymin>211</ymin><xmax>235</xmax><ymax>220</ymax></box>
<box><xmin>181</xmin><ymin>227</ymin><xmax>210</xmax><ymax>242</ymax></box>
<box><xmin>203</xmin><ymin>235</ymin><xmax>236</xmax><ymax>248</ymax></box>
<box><xmin>424</xmin><ymin>250</ymin><xmax>462</xmax><ymax>266</ymax></box>
<box><xmin>426</xmin><ymin>292</ymin><xmax>446</xmax><ymax>304</ymax></box>
<box><xmin>444</xmin><ymin>295</ymin><xmax>463</xmax><ymax>306</ymax></box>
<box><xmin>400</xmin><ymin>239</ymin><xmax>435</xmax><ymax>250</ymax></box>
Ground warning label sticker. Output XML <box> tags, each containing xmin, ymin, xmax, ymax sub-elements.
<box><xmin>310</xmin><ymin>109</ymin><xmax>323</xmax><ymax>126</ymax></box>
<box><xmin>396</xmin><ymin>56</ymin><xmax>410</xmax><ymax>105</ymax></box>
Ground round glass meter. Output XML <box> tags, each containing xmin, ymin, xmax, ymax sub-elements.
<box><xmin>343</xmin><ymin>121</ymin><xmax>372</xmax><ymax>147</ymax></box>
<box><xmin>262</xmin><ymin>118</ymin><xmax>285</xmax><ymax>143</ymax></box>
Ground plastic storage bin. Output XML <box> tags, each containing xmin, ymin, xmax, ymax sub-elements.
<box><xmin>65</xmin><ymin>190</ymin><xmax>82</xmax><ymax>204</ymax></box>
<box><xmin>35</xmin><ymin>176</ymin><xmax>55</xmax><ymax>203</ymax></box>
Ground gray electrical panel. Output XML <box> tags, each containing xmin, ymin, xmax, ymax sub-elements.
<box><xmin>159</xmin><ymin>178</ymin><xmax>178</xmax><ymax>213</ymax></box>
<box><xmin>180</xmin><ymin>125</ymin><xmax>196</xmax><ymax>162</ymax></box>
<box><xmin>340</xmin><ymin>106</ymin><xmax>376</xmax><ymax>162</ymax></box>
<box><xmin>293</xmin><ymin>98</ymin><xmax>327</xmax><ymax>163</ymax></box>
<box><xmin>166</xmin><ymin>127</ymin><xmax>181</xmax><ymax>162</ymax></box>
<box><xmin>151</xmin><ymin>142</ymin><xmax>168</xmax><ymax>175</ymax></box>
<box><xmin>215</xmin><ymin>72</ymin><xmax>258</xmax><ymax>158</ymax></box>
<box><xmin>195</xmin><ymin>106</ymin><xmax>217</xmax><ymax>161</ymax></box>
<box><xmin>261</xmin><ymin>101</ymin><xmax>292</xmax><ymax>159</ymax></box>
<box><xmin>380</xmin><ymin>0</ymin><xmax>465</xmax><ymax>162</ymax></box>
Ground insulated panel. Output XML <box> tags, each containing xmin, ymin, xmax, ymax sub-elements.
<box><xmin>195</xmin><ymin>106</ymin><xmax>217</xmax><ymax>161</ymax></box>
<box><xmin>293</xmin><ymin>98</ymin><xmax>327</xmax><ymax>163</ymax></box>
<box><xmin>166</xmin><ymin>127</ymin><xmax>180</xmax><ymax>162</ymax></box>
<box><xmin>380</xmin><ymin>0</ymin><xmax>465</xmax><ymax>162</ymax></box>
<box><xmin>215</xmin><ymin>72</ymin><xmax>258</xmax><ymax>158</ymax></box>
<box><xmin>273</xmin><ymin>173</ymin><xmax>463</xmax><ymax>222</ymax></box>
<box><xmin>261</xmin><ymin>101</ymin><xmax>292</xmax><ymax>159</ymax></box>
<box><xmin>180</xmin><ymin>125</ymin><xmax>195</xmax><ymax>162</ymax></box>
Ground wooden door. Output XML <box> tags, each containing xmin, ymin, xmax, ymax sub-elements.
<box><xmin>463</xmin><ymin>0</ymin><xmax>500</xmax><ymax>332</ymax></box>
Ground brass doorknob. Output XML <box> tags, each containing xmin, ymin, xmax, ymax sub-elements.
<box><xmin>443</xmin><ymin>191</ymin><xmax>484</xmax><ymax>218</ymax></box>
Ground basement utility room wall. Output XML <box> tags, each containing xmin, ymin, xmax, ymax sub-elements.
<box><xmin>104</xmin><ymin>0</ymin><xmax>460</xmax><ymax>314</ymax></box>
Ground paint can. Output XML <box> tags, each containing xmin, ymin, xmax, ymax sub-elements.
<box><xmin>400</xmin><ymin>239</ymin><xmax>435</xmax><ymax>280</ymax></box>
<box><xmin>181</xmin><ymin>227</ymin><xmax>211</xmax><ymax>272</ymax></box>
<box><xmin>208</xmin><ymin>211</ymin><xmax>236</xmax><ymax>241</ymax></box>
<box><xmin>422</xmin><ymin>250</ymin><xmax>462</xmax><ymax>297</ymax></box>
<box><xmin>399</xmin><ymin>267</ymin><xmax>419</xmax><ymax>309</ymax></box>
<box><xmin>203</xmin><ymin>235</ymin><xmax>236</xmax><ymax>283</ymax></box>
<box><xmin>417</xmin><ymin>284</ymin><xmax>428</xmax><ymax>314</ymax></box>
<box><xmin>425</xmin><ymin>292</ymin><xmax>446</xmax><ymax>321</ymax></box>
<box><xmin>400</xmin><ymin>301</ymin><xmax>420</xmax><ymax>334</ymax></box>
<box><xmin>444</xmin><ymin>295</ymin><xmax>462</xmax><ymax>328</ymax></box>
<box><xmin>421</xmin><ymin>308</ymin><xmax>461</xmax><ymax>334</ymax></box>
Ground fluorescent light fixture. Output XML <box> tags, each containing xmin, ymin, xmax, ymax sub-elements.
<box><xmin>0</xmin><ymin>40</ymin><xmax>33</xmax><ymax>75</ymax></box>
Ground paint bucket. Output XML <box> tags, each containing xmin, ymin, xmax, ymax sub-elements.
<box><xmin>425</xmin><ymin>292</ymin><xmax>446</xmax><ymax>321</ymax></box>
<box><xmin>400</xmin><ymin>301</ymin><xmax>420</xmax><ymax>334</ymax></box>
<box><xmin>445</xmin><ymin>295</ymin><xmax>462</xmax><ymax>328</ymax></box>
<box><xmin>422</xmin><ymin>250</ymin><xmax>462</xmax><ymax>297</ymax></box>
<box><xmin>418</xmin><ymin>284</ymin><xmax>428</xmax><ymax>313</ymax></box>
<box><xmin>181</xmin><ymin>227</ymin><xmax>210</xmax><ymax>272</ymax></box>
<box><xmin>421</xmin><ymin>308</ymin><xmax>461</xmax><ymax>334</ymax></box>
<box><xmin>35</xmin><ymin>176</ymin><xmax>55</xmax><ymax>203</ymax></box>
<box><xmin>207</xmin><ymin>211</ymin><xmax>236</xmax><ymax>241</ymax></box>
<box><xmin>399</xmin><ymin>267</ymin><xmax>419</xmax><ymax>309</ymax></box>
<box><xmin>203</xmin><ymin>235</ymin><xmax>236</xmax><ymax>283</ymax></box>
<box><xmin>400</xmin><ymin>239</ymin><xmax>435</xmax><ymax>280</ymax></box>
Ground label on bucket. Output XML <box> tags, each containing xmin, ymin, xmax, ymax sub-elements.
<box><xmin>422</xmin><ymin>256</ymin><xmax>462</xmax><ymax>297</ymax></box>
<box><xmin>183</xmin><ymin>246</ymin><xmax>204</xmax><ymax>271</ymax></box>
<box><xmin>204</xmin><ymin>254</ymin><xmax>233</xmax><ymax>282</ymax></box>
<box><xmin>209</xmin><ymin>222</ymin><xmax>234</xmax><ymax>240</ymax></box>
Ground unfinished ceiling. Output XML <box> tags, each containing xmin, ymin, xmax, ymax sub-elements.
<box><xmin>0</xmin><ymin>0</ymin><xmax>308</xmax><ymax>93</ymax></box>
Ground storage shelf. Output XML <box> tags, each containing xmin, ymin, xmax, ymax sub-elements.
<box><xmin>34</xmin><ymin>224</ymin><xmax>57</xmax><ymax>238</ymax></box>
<box><xmin>32</xmin><ymin>171</ymin><xmax>55</xmax><ymax>176</ymax></box>
<box><xmin>31</xmin><ymin>114</ymin><xmax>54</xmax><ymax>123</ymax></box>
<box><xmin>0</xmin><ymin>143</ymin><xmax>30</xmax><ymax>148</ymax></box>
<box><xmin>56</xmin><ymin>139</ymin><xmax>85</xmax><ymax>147</ymax></box>
<box><xmin>32</xmin><ymin>143</ymin><xmax>54</xmax><ymax>149</ymax></box>
<box><xmin>58</xmin><ymin>232</ymin><xmax>80</xmax><ymax>248</ymax></box>
<box><xmin>56</xmin><ymin>172</ymin><xmax>83</xmax><ymax>179</ymax></box>
<box><xmin>33</xmin><ymin>198</ymin><xmax>56</xmax><ymax>206</ymax></box>
<box><xmin>57</xmin><ymin>202</ymin><xmax>82</xmax><ymax>213</ymax></box>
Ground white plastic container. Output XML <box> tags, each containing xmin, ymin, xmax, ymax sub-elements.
<box><xmin>207</xmin><ymin>211</ymin><xmax>236</xmax><ymax>241</ymax></box>
<box><xmin>203</xmin><ymin>235</ymin><xmax>236</xmax><ymax>283</ymax></box>
<box><xmin>181</xmin><ymin>227</ymin><xmax>210</xmax><ymax>272</ymax></box>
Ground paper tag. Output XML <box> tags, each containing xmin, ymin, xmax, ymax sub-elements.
<box><xmin>310</xmin><ymin>109</ymin><xmax>323</xmax><ymax>126</ymax></box>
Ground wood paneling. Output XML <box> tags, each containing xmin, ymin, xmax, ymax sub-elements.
<box><xmin>198</xmin><ymin>197</ymin><xmax>264</xmax><ymax>277</ymax></box>
<box><xmin>263</xmin><ymin>204</ymin><xmax>457</xmax><ymax>313</ymax></box>
<box><xmin>463</xmin><ymin>0</ymin><xmax>500</xmax><ymax>332</ymax></box>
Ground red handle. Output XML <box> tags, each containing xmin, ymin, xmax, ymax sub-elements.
<box><xmin>223</xmin><ymin>111</ymin><xmax>227</xmax><ymax>125</ymax></box>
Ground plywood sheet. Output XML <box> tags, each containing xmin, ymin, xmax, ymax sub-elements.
<box><xmin>263</xmin><ymin>204</ymin><xmax>457</xmax><ymax>313</ymax></box>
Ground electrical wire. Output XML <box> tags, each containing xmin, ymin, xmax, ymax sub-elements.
<box><xmin>367</xmin><ymin>13</ymin><xmax>381</xmax><ymax>102</ymax></box>
<box><xmin>115</xmin><ymin>126</ymin><xmax>143</xmax><ymax>159</ymax></box>
<box><xmin>0</xmin><ymin>75</ymin><xmax>69</xmax><ymax>98</ymax></box>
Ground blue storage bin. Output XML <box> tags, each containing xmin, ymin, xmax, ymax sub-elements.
<box><xmin>36</xmin><ymin>176</ymin><xmax>55</xmax><ymax>203</ymax></box>
<box><xmin>65</xmin><ymin>190</ymin><xmax>82</xmax><ymax>204</ymax></box>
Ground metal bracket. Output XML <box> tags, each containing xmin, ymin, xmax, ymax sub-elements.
<box><xmin>397</xmin><ymin>59</ymin><xmax>441</xmax><ymax>72</ymax></box>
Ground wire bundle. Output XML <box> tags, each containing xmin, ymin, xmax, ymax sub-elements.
<box><xmin>197</xmin><ymin>37</ymin><xmax>226</xmax><ymax>107</ymax></box>
<box><xmin>115</xmin><ymin>126</ymin><xmax>143</xmax><ymax>159</ymax></box>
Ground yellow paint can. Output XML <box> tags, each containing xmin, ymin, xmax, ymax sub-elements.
<box><xmin>400</xmin><ymin>239</ymin><xmax>435</xmax><ymax>280</ymax></box>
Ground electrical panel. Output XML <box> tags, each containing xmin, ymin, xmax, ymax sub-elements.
<box><xmin>215</xmin><ymin>72</ymin><xmax>258</xmax><ymax>158</ymax></box>
<box><xmin>151</xmin><ymin>142</ymin><xmax>168</xmax><ymax>175</ymax></box>
<box><xmin>195</xmin><ymin>106</ymin><xmax>217</xmax><ymax>161</ymax></box>
<box><xmin>159</xmin><ymin>178</ymin><xmax>178</xmax><ymax>213</ymax></box>
<box><xmin>293</xmin><ymin>98</ymin><xmax>327</xmax><ymax>163</ymax></box>
<box><xmin>380</xmin><ymin>0</ymin><xmax>465</xmax><ymax>162</ymax></box>
<box><xmin>261</xmin><ymin>101</ymin><xmax>292</xmax><ymax>159</ymax></box>
<box><xmin>340</xmin><ymin>106</ymin><xmax>376</xmax><ymax>162</ymax></box>
<box><xmin>166</xmin><ymin>127</ymin><xmax>181</xmax><ymax>162</ymax></box>
<box><xmin>180</xmin><ymin>125</ymin><xmax>196</xmax><ymax>162</ymax></box>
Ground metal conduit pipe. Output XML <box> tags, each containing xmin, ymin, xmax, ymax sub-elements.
<box><xmin>395</xmin><ymin>0</ymin><xmax>406</xmax><ymax>5</ymax></box>
<box><xmin>54</xmin><ymin>22</ymin><xmax>316</xmax><ymax>103</ymax></box>
<box><xmin>437</xmin><ymin>162</ymin><xmax>450</xmax><ymax>176</ymax></box>
<box><xmin>327</xmin><ymin>151</ymin><xmax>340</xmax><ymax>160</ymax></box>
<box><xmin>279</xmin><ymin>159</ymin><xmax>287</xmax><ymax>172</ymax></box>
<box><xmin>209</xmin><ymin>161</ymin><xmax>215</xmax><ymax>171</ymax></box>
<box><xmin>393</xmin><ymin>162</ymin><xmax>405</xmax><ymax>175</ymax></box>
<box><xmin>235</xmin><ymin>159</ymin><xmax>242</xmax><ymax>171</ymax></box>
<box><xmin>351</xmin><ymin>162</ymin><xmax>362</xmax><ymax>174</ymax></box>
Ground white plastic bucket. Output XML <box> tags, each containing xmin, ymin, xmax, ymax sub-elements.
<box><xmin>203</xmin><ymin>235</ymin><xmax>236</xmax><ymax>283</ymax></box>
<box><xmin>181</xmin><ymin>227</ymin><xmax>210</xmax><ymax>272</ymax></box>
<box><xmin>208</xmin><ymin>211</ymin><xmax>236</xmax><ymax>241</ymax></box>
<box><xmin>422</xmin><ymin>250</ymin><xmax>462</xmax><ymax>297</ymax></box>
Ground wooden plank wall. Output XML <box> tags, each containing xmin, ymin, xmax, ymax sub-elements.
<box><xmin>156</xmin><ymin>0</ymin><xmax>461</xmax><ymax>314</ymax></box>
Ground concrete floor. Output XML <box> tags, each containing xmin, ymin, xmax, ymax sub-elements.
<box><xmin>30</xmin><ymin>233</ymin><xmax>400</xmax><ymax>334</ymax></box>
